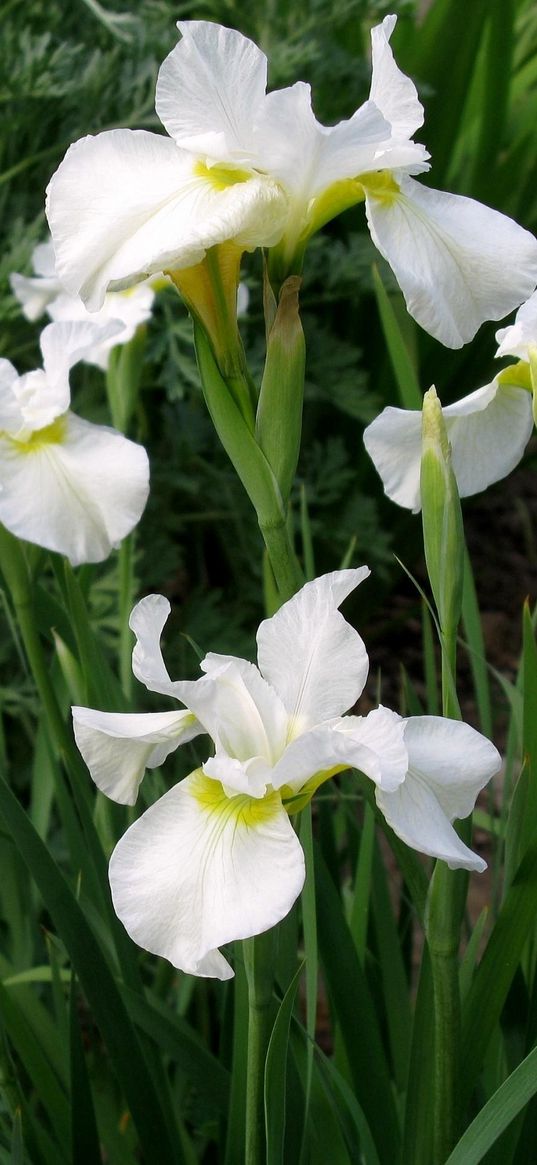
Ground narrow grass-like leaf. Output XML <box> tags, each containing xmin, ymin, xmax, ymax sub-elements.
<box><xmin>459</xmin><ymin>907</ymin><xmax>489</xmax><ymax>1002</ymax></box>
<box><xmin>469</xmin><ymin>0</ymin><xmax>514</xmax><ymax>199</ymax></box>
<box><xmin>298</xmin><ymin>806</ymin><xmax>317</xmax><ymax>1162</ymax></box>
<box><xmin>370</xmin><ymin>845</ymin><xmax>412</xmax><ymax>1092</ymax></box>
<box><xmin>122</xmin><ymin>986</ymin><xmax>230</xmax><ymax>1116</ymax></box>
<box><xmin>461</xmin><ymin>550</ymin><xmax>493</xmax><ymax>738</ymax></box>
<box><xmin>0</xmin><ymin>983</ymin><xmax>70</xmax><ymax>1157</ymax></box>
<box><xmin>69</xmin><ymin>977</ymin><xmax>101</xmax><ymax>1165</ymax></box>
<box><xmin>9</xmin><ymin>1111</ymin><xmax>23</xmax><ymax>1165</ymax></box>
<box><xmin>371</xmin><ymin>265</ymin><xmax>422</xmax><ymax>409</ymax></box>
<box><xmin>348</xmin><ymin>800</ymin><xmax>375</xmax><ymax>963</ymax></box>
<box><xmin>314</xmin><ymin>1047</ymin><xmax>381</xmax><ymax>1165</ymax></box>
<box><xmin>0</xmin><ymin>775</ymin><xmax>182</xmax><ymax>1165</ymax></box>
<box><xmin>402</xmin><ymin>0</ymin><xmax>489</xmax><ymax>186</ymax></box>
<box><xmin>403</xmin><ymin>949</ymin><xmax>434</xmax><ymax>1165</ymax></box>
<box><xmin>314</xmin><ymin>844</ymin><xmax>400</xmax><ymax>1162</ymax></box>
<box><xmin>265</xmin><ymin>962</ymin><xmax>303</xmax><ymax>1165</ymax></box>
<box><xmin>461</xmin><ymin>840</ymin><xmax>537</xmax><ymax>1109</ymax></box>
<box><xmin>446</xmin><ymin>1043</ymin><xmax>537</xmax><ymax>1165</ymax></box>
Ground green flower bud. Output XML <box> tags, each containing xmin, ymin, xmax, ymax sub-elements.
<box><xmin>420</xmin><ymin>386</ymin><xmax>464</xmax><ymax>644</ymax></box>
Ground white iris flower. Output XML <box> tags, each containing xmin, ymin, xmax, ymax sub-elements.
<box><xmin>10</xmin><ymin>239</ymin><xmax>156</xmax><ymax>371</ymax></box>
<box><xmin>73</xmin><ymin>570</ymin><xmax>500</xmax><ymax>979</ymax></box>
<box><xmin>45</xmin><ymin>16</ymin><xmax>537</xmax><ymax>347</ymax></box>
<box><xmin>0</xmin><ymin>321</ymin><xmax>150</xmax><ymax>564</ymax></box>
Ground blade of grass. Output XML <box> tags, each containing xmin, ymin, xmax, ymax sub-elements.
<box><xmin>0</xmin><ymin>774</ymin><xmax>183</xmax><ymax>1165</ymax></box>
<box><xmin>314</xmin><ymin>843</ymin><xmax>400</xmax><ymax>1162</ymax></box>
<box><xmin>264</xmin><ymin>962</ymin><xmax>303</xmax><ymax>1165</ymax></box>
<box><xmin>446</xmin><ymin>1043</ymin><xmax>537</xmax><ymax>1165</ymax></box>
<box><xmin>371</xmin><ymin>265</ymin><xmax>422</xmax><ymax>409</ymax></box>
<box><xmin>460</xmin><ymin>839</ymin><xmax>537</xmax><ymax>1110</ymax></box>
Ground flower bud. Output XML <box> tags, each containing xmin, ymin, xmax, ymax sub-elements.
<box><xmin>420</xmin><ymin>386</ymin><xmax>464</xmax><ymax>642</ymax></box>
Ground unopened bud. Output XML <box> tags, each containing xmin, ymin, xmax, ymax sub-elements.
<box><xmin>420</xmin><ymin>386</ymin><xmax>464</xmax><ymax>641</ymax></box>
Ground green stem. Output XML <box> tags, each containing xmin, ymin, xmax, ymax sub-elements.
<box><xmin>118</xmin><ymin>534</ymin><xmax>134</xmax><ymax>700</ymax></box>
<box><xmin>426</xmin><ymin>862</ymin><xmax>462</xmax><ymax>1162</ymax></box>
<box><xmin>426</xmin><ymin>627</ymin><xmax>464</xmax><ymax>1161</ymax></box>
<box><xmin>259</xmin><ymin>516</ymin><xmax>304</xmax><ymax>606</ymax></box>
<box><xmin>243</xmin><ymin>930</ymin><xmax>276</xmax><ymax>1165</ymax></box>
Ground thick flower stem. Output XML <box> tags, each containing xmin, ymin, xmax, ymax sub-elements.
<box><xmin>243</xmin><ymin>930</ymin><xmax>276</xmax><ymax>1165</ymax></box>
<box><xmin>118</xmin><ymin>534</ymin><xmax>134</xmax><ymax>701</ymax></box>
<box><xmin>425</xmin><ymin>863</ymin><xmax>462</xmax><ymax>1162</ymax></box>
<box><xmin>426</xmin><ymin>630</ymin><xmax>465</xmax><ymax>1161</ymax></box>
<box><xmin>259</xmin><ymin>516</ymin><xmax>304</xmax><ymax>606</ymax></box>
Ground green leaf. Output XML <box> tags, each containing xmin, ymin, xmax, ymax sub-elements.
<box><xmin>314</xmin><ymin>844</ymin><xmax>400</xmax><ymax>1162</ymax></box>
<box><xmin>460</xmin><ymin>840</ymin><xmax>537</xmax><ymax>1109</ymax></box>
<box><xmin>314</xmin><ymin>1047</ymin><xmax>381</xmax><ymax>1165</ymax></box>
<box><xmin>123</xmin><ymin>986</ymin><xmax>230</xmax><ymax>1116</ymax></box>
<box><xmin>371</xmin><ymin>264</ymin><xmax>422</xmax><ymax>409</ymax></box>
<box><xmin>264</xmin><ymin>962</ymin><xmax>303</xmax><ymax>1165</ymax></box>
<box><xmin>0</xmin><ymin>982</ymin><xmax>70</xmax><ymax>1158</ymax></box>
<box><xmin>0</xmin><ymin>775</ymin><xmax>182</xmax><ymax>1165</ymax></box>
<box><xmin>69</xmin><ymin>977</ymin><xmax>101</xmax><ymax>1165</ymax></box>
<box><xmin>446</xmin><ymin>1043</ymin><xmax>537</xmax><ymax>1165</ymax></box>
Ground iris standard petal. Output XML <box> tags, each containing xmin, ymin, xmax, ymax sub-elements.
<box><xmin>365</xmin><ymin>175</ymin><xmax>537</xmax><ymax>348</ymax></box>
<box><xmin>0</xmin><ymin>413</ymin><xmax>149</xmax><ymax>565</ymax></box>
<box><xmin>369</xmin><ymin>14</ymin><xmax>424</xmax><ymax>140</ymax></box>
<box><xmin>72</xmin><ymin>707</ymin><xmax>202</xmax><ymax>805</ymax></box>
<box><xmin>108</xmin><ymin>769</ymin><xmax>305</xmax><ymax>979</ymax></box>
<box><xmin>129</xmin><ymin>594</ymin><xmax>182</xmax><ymax>698</ymax></box>
<box><xmin>364</xmin><ymin>380</ymin><xmax>533</xmax><ymax>511</ymax></box>
<box><xmin>156</xmin><ymin>20</ymin><xmax>267</xmax><ymax>161</ymax></box>
<box><xmin>200</xmin><ymin>654</ymin><xmax>289</xmax><ymax>764</ymax></box>
<box><xmin>257</xmin><ymin>84</ymin><xmax>390</xmax><ymax>200</ymax></box>
<box><xmin>256</xmin><ymin>567</ymin><xmax>370</xmax><ymax>729</ymax></box>
<box><xmin>46</xmin><ymin>129</ymin><xmax>287</xmax><ymax>310</ymax></box>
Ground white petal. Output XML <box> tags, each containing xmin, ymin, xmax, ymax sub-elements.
<box><xmin>495</xmin><ymin>289</ymin><xmax>537</xmax><ymax>360</ymax></box>
<box><xmin>46</xmin><ymin>129</ymin><xmax>286</xmax><ymax>310</ymax></box>
<box><xmin>376</xmin><ymin>773</ymin><xmax>486</xmax><ymax>871</ymax></box>
<box><xmin>156</xmin><ymin>21</ymin><xmax>267</xmax><ymax>160</ymax></box>
<box><xmin>0</xmin><ymin>413</ymin><xmax>149</xmax><ymax>565</ymax></box>
<box><xmin>257</xmin><ymin>568</ymin><xmax>370</xmax><ymax>728</ymax></box>
<box><xmin>257</xmin><ymin>84</ymin><xmax>390</xmax><ymax>200</ymax></box>
<box><xmin>403</xmin><ymin>716</ymin><xmax>501</xmax><ymax>820</ymax></box>
<box><xmin>444</xmin><ymin>380</ymin><xmax>533</xmax><ymax>495</ymax></box>
<box><xmin>369</xmin><ymin>15</ymin><xmax>424</xmax><ymax>140</ymax></box>
<box><xmin>0</xmin><ymin>361</ymin><xmax>24</xmax><ymax>433</ymax></box>
<box><xmin>39</xmin><ymin>319</ymin><xmax>122</xmax><ymax>409</ymax></box>
<box><xmin>129</xmin><ymin>595</ymin><xmax>180</xmax><ymax>698</ymax></box>
<box><xmin>47</xmin><ymin>283</ymin><xmax>155</xmax><ymax>369</ymax></box>
<box><xmin>376</xmin><ymin>716</ymin><xmax>501</xmax><ymax>871</ymax></box>
<box><xmin>199</xmin><ymin>654</ymin><xmax>288</xmax><ymax>765</ymax></box>
<box><xmin>271</xmin><ymin>705</ymin><xmax>406</xmax><ymax>794</ymax></box>
<box><xmin>72</xmin><ymin>707</ymin><xmax>202</xmax><ymax>805</ymax></box>
<box><xmin>365</xmin><ymin>176</ymin><xmax>537</xmax><ymax>348</ymax></box>
<box><xmin>363</xmin><ymin>406</ymin><xmax>423</xmax><ymax>511</ymax></box>
<box><xmin>333</xmin><ymin>704</ymin><xmax>408</xmax><ymax>790</ymax></box>
<box><xmin>32</xmin><ymin>240</ymin><xmax>57</xmax><ymax>278</ymax></box>
<box><xmin>10</xmin><ymin>273</ymin><xmax>61</xmax><ymax>321</ymax></box>
<box><xmin>364</xmin><ymin>380</ymin><xmax>533</xmax><ymax>511</ymax></box>
<box><xmin>108</xmin><ymin>770</ymin><xmax>305</xmax><ymax>978</ymax></box>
